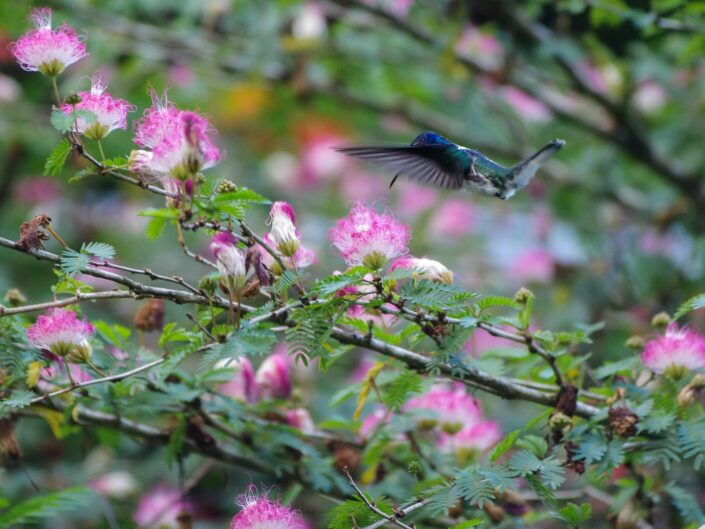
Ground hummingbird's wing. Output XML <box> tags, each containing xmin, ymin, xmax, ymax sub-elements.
<box><xmin>334</xmin><ymin>145</ymin><xmax>465</xmax><ymax>190</ymax></box>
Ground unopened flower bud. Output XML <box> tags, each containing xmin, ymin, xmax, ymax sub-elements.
<box><xmin>408</xmin><ymin>460</ymin><xmax>422</xmax><ymax>475</ymax></box>
<box><xmin>215</xmin><ymin>179</ymin><xmax>238</xmax><ymax>194</ymax></box>
<box><xmin>678</xmin><ymin>374</ymin><xmax>705</xmax><ymax>407</ymax></box>
<box><xmin>65</xmin><ymin>340</ymin><xmax>93</xmax><ymax>364</ymax></box>
<box><xmin>651</xmin><ymin>311</ymin><xmax>671</xmax><ymax>329</ymax></box>
<box><xmin>549</xmin><ymin>412</ymin><xmax>573</xmax><ymax>434</ymax></box>
<box><xmin>198</xmin><ymin>275</ymin><xmax>218</xmax><ymax>294</ymax></box>
<box><xmin>513</xmin><ymin>287</ymin><xmax>534</xmax><ymax>304</ymax></box>
<box><xmin>625</xmin><ymin>335</ymin><xmax>645</xmax><ymax>349</ymax></box>
<box><xmin>63</xmin><ymin>92</ymin><xmax>82</xmax><ymax>105</ymax></box>
<box><xmin>4</xmin><ymin>288</ymin><xmax>26</xmax><ymax>307</ymax></box>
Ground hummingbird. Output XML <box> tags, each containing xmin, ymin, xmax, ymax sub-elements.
<box><xmin>334</xmin><ymin>131</ymin><xmax>565</xmax><ymax>200</ymax></box>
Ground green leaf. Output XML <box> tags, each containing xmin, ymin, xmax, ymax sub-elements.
<box><xmin>593</xmin><ymin>356</ymin><xmax>640</xmax><ymax>379</ymax></box>
<box><xmin>474</xmin><ymin>296</ymin><xmax>519</xmax><ymax>312</ymax></box>
<box><xmin>490</xmin><ymin>429</ymin><xmax>520</xmax><ymax>462</ymax></box>
<box><xmin>82</xmin><ymin>241</ymin><xmax>115</xmax><ymax>260</ymax></box>
<box><xmin>145</xmin><ymin>216</ymin><xmax>169</xmax><ymax>240</ymax></box>
<box><xmin>516</xmin><ymin>434</ymin><xmax>548</xmax><ymax>458</ymax></box>
<box><xmin>59</xmin><ymin>249</ymin><xmax>90</xmax><ymax>276</ymax></box>
<box><xmin>382</xmin><ymin>370</ymin><xmax>423</xmax><ymax>410</ymax></box>
<box><xmin>398</xmin><ymin>279</ymin><xmax>474</xmax><ymax>312</ymax></box>
<box><xmin>0</xmin><ymin>487</ymin><xmax>96</xmax><ymax>527</ymax></box>
<box><xmin>44</xmin><ymin>139</ymin><xmax>72</xmax><ymax>177</ymax></box>
<box><xmin>49</xmin><ymin>108</ymin><xmax>74</xmax><ymax>133</ymax></box>
<box><xmin>664</xmin><ymin>482</ymin><xmax>705</xmax><ymax>525</ymax></box>
<box><xmin>677</xmin><ymin>418</ymin><xmax>705</xmax><ymax>469</ymax></box>
<box><xmin>448</xmin><ymin>520</ymin><xmax>482</xmax><ymax>529</ymax></box>
<box><xmin>551</xmin><ymin>502</ymin><xmax>592</xmax><ymax>527</ymax></box>
<box><xmin>675</xmin><ymin>293</ymin><xmax>705</xmax><ymax>319</ymax></box>
<box><xmin>0</xmin><ymin>390</ymin><xmax>35</xmax><ymax>418</ymax></box>
<box><xmin>327</xmin><ymin>497</ymin><xmax>392</xmax><ymax>529</ymax></box>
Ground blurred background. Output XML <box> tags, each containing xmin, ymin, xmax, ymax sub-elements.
<box><xmin>1</xmin><ymin>0</ymin><xmax>705</xmax><ymax>527</ymax></box>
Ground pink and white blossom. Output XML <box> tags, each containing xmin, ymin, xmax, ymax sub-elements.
<box><xmin>217</xmin><ymin>357</ymin><xmax>258</xmax><ymax>403</ymax></box>
<box><xmin>641</xmin><ymin>324</ymin><xmax>705</xmax><ymax>376</ymax></box>
<box><xmin>210</xmin><ymin>232</ymin><xmax>249</xmax><ymax>292</ymax></box>
<box><xmin>287</xmin><ymin>408</ymin><xmax>315</xmax><ymax>434</ymax></box>
<box><xmin>133</xmin><ymin>484</ymin><xmax>190</xmax><ymax>529</ymax></box>
<box><xmin>10</xmin><ymin>8</ymin><xmax>88</xmax><ymax>76</ymax></box>
<box><xmin>404</xmin><ymin>387</ymin><xmax>481</xmax><ymax>432</ymax></box>
<box><xmin>359</xmin><ymin>407</ymin><xmax>387</xmax><ymax>440</ymax></box>
<box><xmin>255</xmin><ymin>353</ymin><xmax>292</xmax><ymax>400</ymax></box>
<box><xmin>507</xmin><ymin>248</ymin><xmax>554</xmax><ymax>284</ymax></box>
<box><xmin>438</xmin><ymin>421</ymin><xmax>502</xmax><ymax>455</ymax></box>
<box><xmin>230</xmin><ymin>486</ymin><xmax>308</xmax><ymax>529</ymax></box>
<box><xmin>268</xmin><ymin>201</ymin><xmax>300</xmax><ymax>256</ymax></box>
<box><xmin>390</xmin><ymin>256</ymin><xmax>453</xmax><ymax>284</ymax></box>
<box><xmin>61</xmin><ymin>75</ymin><xmax>134</xmax><ymax>140</ymax></box>
<box><xmin>132</xmin><ymin>91</ymin><xmax>222</xmax><ymax>179</ymax></box>
<box><xmin>27</xmin><ymin>308</ymin><xmax>94</xmax><ymax>362</ymax></box>
<box><xmin>328</xmin><ymin>203</ymin><xmax>411</xmax><ymax>269</ymax></box>
<box><xmin>429</xmin><ymin>198</ymin><xmax>475</xmax><ymax>238</ymax></box>
<box><xmin>90</xmin><ymin>471</ymin><xmax>138</xmax><ymax>499</ymax></box>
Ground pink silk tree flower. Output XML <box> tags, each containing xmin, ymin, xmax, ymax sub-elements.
<box><xmin>230</xmin><ymin>487</ymin><xmax>308</xmax><ymax>529</ymax></box>
<box><xmin>286</xmin><ymin>408</ymin><xmax>315</xmax><ymax>434</ymax></box>
<box><xmin>133</xmin><ymin>484</ymin><xmax>190</xmax><ymax>529</ymax></box>
<box><xmin>268</xmin><ymin>201</ymin><xmax>301</xmax><ymax>257</ymax></box>
<box><xmin>328</xmin><ymin>203</ymin><xmax>411</xmax><ymax>269</ymax></box>
<box><xmin>390</xmin><ymin>256</ymin><xmax>454</xmax><ymax>284</ymax></box>
<box><xmin>60</xmin><ymin>75</ymin><xmax>135</xmax><ymax>140</ymax></box>
<box><xmin>27</xmin><ymin>308</ymin><xmax>94</xmax><ymax>363</ymax></box>
<box><xmin>131</xmin><ymin>91</ymin><xmax>222</xmax><ymax>180</ymax></box>
<box><xmin>10</xmin><ymin>8</ymin><xmax>88</xmax><ymax>76</ymax></box>
<box><xmin>255</xmin><ymin>353</ymin><xmax>292</xmax><ymax>400</ymax></box>
<box><xmin>641</xmin><ymin>324</ymin><xmax>705</xmax><ymax>377</ymax></box>
<box><xmin>210</xmin><ymin>232</ymin><xmax>249</xmax><ymax>294</ymax></box>
<box><xmin>438</xmin><ymin>421</ymin><xmax>502</xmax><ymax>457</ymax></box>
<box><xmin>359</xmin><ymin>407</ymin><xmax>387</xmax><ymax>440</ymax></box>
<box><xmin>428</xmin><ymin>197</ymin><xmax>475</xmax><ymax>238</ymax></box>
<box><xmin>508</xmin><ymin>248</ymin><xmax>555</xmax><ymax>284</ymax></box>
<box><xmin>216</xmin><ymin>357</ymin><xmax>258</xmax><ymax>404</ymax></box>
<box><xmin>404</xmin><ymin>387</ymin><xmax>481</xmax><ymax>434</ymax></box>
<box><xmin>499</xmin><ymin>85</ymin><xmax>553</xmax><ymax>122</ymax></box>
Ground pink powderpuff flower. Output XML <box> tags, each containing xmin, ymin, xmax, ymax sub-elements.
<box><xmin>210</xmin><ymin>232</ymin><xmax>249</xmax><ymax>293</ymax></box>
<box><xmin>255</xmin><ymin>353</ymin><xmax>292</xmax><ymax>400</ymax></box>
<box><xmin>454</xmin><ymin>26</ymin><xmax>503</xmax><ymax>70</ymax></box>
<box><xmin>438</xmin><ymin>421</ymin><xmax>502</xmax><ymax>456</ymax></box>
<box><xmin>641</xmin><ymin>324</ymin><xmax>705</xmax><ymax>377</ymax></box>
<box><xmin>404</xmin><ymin>387</ymin><xmax>481</xmax><ymax>433</ymax></box>
<box><xmin>10</xmin><ymin>8</ymin><xmax>88</xmax><ymax>76</ymax></box>
<box><xmin>428</xmin><ymin>197</ymin><xmax>475</xmax><ymax>238</ymax></box>
<box><xmin>217</xmin><ymin>357</ymin><xmax>258</xmax><ymax>404</ymax></box>
<box><xmin>507</xmin><ymin>248</ymin><xmax>554</xmax><ymax>284</ymax></box>
<box><xmin>131</xmin><ymin>91</ymin><xmax>222</xmax><ymax>179</ymax></box>
<box><xmin>61</xmin><ymin>75</ymin><xmax>135</xmax><ymax>140</ymax></box>
<box><xmin>390</xmin><ymin>256</ymin><xmax>453</xmax><ymax>284</ymax></box>
<box><xmin>464</xmin><ymin>327</ymin><xmax>522</xmax><ymax>358</ymax></box>
<box><xmin>340</xmin><ymin>171</ymin><xmax>388</xmax><ymax>203</ymax></box>
<box><xmin>287</xmin><ymin>408</ymin><xmax>315</xmax><ymax>434</ymax></box>
<box><xmin>133</xmin><ymin>484</ymin><xmax>190</xmax><ymax>529</ymax></box>
<box><xmin>27</xmin><ymin>308</ymin><xmax>94</xmax><ymax>363</ymax></box>
<box><xmin>13</xmin><ymin>177</ymin><xmax>60</xmax><ymax>205</ymax></box>
<box><xmin>230</xmin><ymin>486</ymin><xmax>308</xmax><ymax>529</ymax></box>
<box><xmin>297</xmin><ymin>133</ymin><xmax>350</xmax><ymax>187</ymax></box>
<box><xmin>328</xmin><ymin>203</ymin><xmax>411</xmax><ymax>269</ymax></box>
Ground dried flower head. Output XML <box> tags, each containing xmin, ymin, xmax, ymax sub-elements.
<box><xmin>328</xmin><ymin>203</ymin><xmax>411</xmax><ymax>269</ymax></box>
<box><xmin>641</xmin><ymin>323</ymin><xmax>705</xmax><ymax>377</ymax></box>
<box><xmin>26</xmin><ymin>308</ymin><xmax>94</xmax><ymax>363</ymax></box>
<box><xmin>60</xmin><ymin>75</ymin><xmax>134</xmax><ymax>140</ymax></box>
<box><xmin>230</xmin><ymin>486</ymin><xmax>308</xmax><ymax>529</ymax></box>
<box><xmin>133</xmin><ymin>299</ymin><xmax>165</xmax><ymax>333</ymax></box>
<box><xmin>10</xmin><ymin>8</ymin><xmax>88</xmax><ymax>76</ymax></box>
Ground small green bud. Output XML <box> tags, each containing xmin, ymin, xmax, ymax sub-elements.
<box><xmin>38</xmin><ymin>59</ymin><xmax>65</xmax><ymax>77</ymax></box>
<box><xmin>215</xmin><ymin>180</ymin><xmax>238</xmax><ymax>194</ymax></box>
<box><xmin>513</xmin><ymin>287</ymin><xmax>534</xmax><ymax>304</ymax></box>
<box><xmin>362</xmin><ymin>251</ymin><xmax>387</xmax><ymax>271</ymax></box>
<box><xmin>625</xmin><ymin>336</ymin><xmax>645</xmax><ymax>350</ymax></box>
<box><xmin>407</xmin><ymin>460</ymin><xmax>422</xmax><ymax>476</ymax></box>
<box><xmin>63</xmin><ymin>92</ymin><xmax>82</xmax><ymax>105</ymax></box>
<box><xmin>4</xmin><ymin>288</ymin><xmax>27</xmax><ymax>307</ymax></box>
<box><xmin>198</xmin><ymin>275</ymin><xmax>218</xmax><ymax>294</ymax></box>
<box><xmin>549</xmin><ymin>412</ymin><xmax>573</xmax><ymax>433</ymax></box>
<box><xmin>651</xmin><ymin>311</ymin><xmax>671</xmax><ymax>328</ymax></box>
<box><xmin>441</xmin><ymin>421</ymin><xmax>463</xmax><ymax>435</ymax></box>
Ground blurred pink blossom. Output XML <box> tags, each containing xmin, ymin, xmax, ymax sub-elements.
<box><xmin>14</xmin><ymin>177</ymin><xmax>60</xmax><ymax>205</ymax></box>
<box><xmin>634</xmin><ymin>80</ymin><xmax>666</xmax><ymax>114</ymax></box>
<box><xmin>455</xmin><ymin>26</ymin><xmax>503</xmax><ymax>69</ymax></box>
<box><xmin>287</xmin><ymin>408</ymin><xmax>315</xmax><ymax>434</ymax></box>
<box><xmin>340</xmin><ymin>171</ymin><xmax>388</xmax><ymax>202</ymax></box>
<box><xmin>498</xmin><ymin>86</ymin><xmax>552</xmax><ymax>122</ymax></box>
<box><xmin>404</xmin><ymin>387</ymin><xmax>481</xmax><ymax>430</ymax></box>
<box><xmin>296</xmin><ymin>133</ymin><xmax>350</xmax><ymax>186</ymax></box>
<box><xmin>397</xmin><ymin>183</ymin><xmax>438</xmax><ymax>218</ymax></box>
<box><xmin>168</xmin><ymin>64</ymin><xmax>195</xmax><ymax>87</ymax></box>
<box><xmin>90</xmin><ymin>471</ymin><xmax>138</xmax><ymax>499</ymax></box>
<box><xmin>438</xmin><ymin>420</ymin><xmax>501</xmax><ymax>454</ymax></box>
<box><xmin>255</xmin><ymin>353</ymin><xmax>292</xmax><ymax>400</ymax></box>
<box><xmin>133</xmin><ymin>484</ymin><xmax>190</xmax><ymax>529</ymax></box>
<box><xmin>217</xmin><ymin>357</ymin><xmax>258</xmax><ymax>403</ymax></box>
<box><xmin>0</xmin><ymin>74</ymin><xmax>21</xmax><ymax>104</ymax></box>
<box><xmin>428</xmin><ymin>197</ymin><xmax>475</xmax><ymax>238</ymax></box>
<box><xmin>507</xmin><ymin>248</ymin><xmax>554</xmax><ymax>284</ymax></box>
<box><xmin>359</xmin><ymin>407</ymin><xmax>387</xmax><ymax>440</ymax></box>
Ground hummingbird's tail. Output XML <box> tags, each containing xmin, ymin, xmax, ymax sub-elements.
<box><xmin>509</xmin><ymin>139</ymin><xmax>565</xmax><ymax>190</ymax></box>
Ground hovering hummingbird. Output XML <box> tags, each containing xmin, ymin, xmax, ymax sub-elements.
<box><xmin>335</xmin><ymin>132</ymin><xmax>565</xmax><ymax>200</ymax></box>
